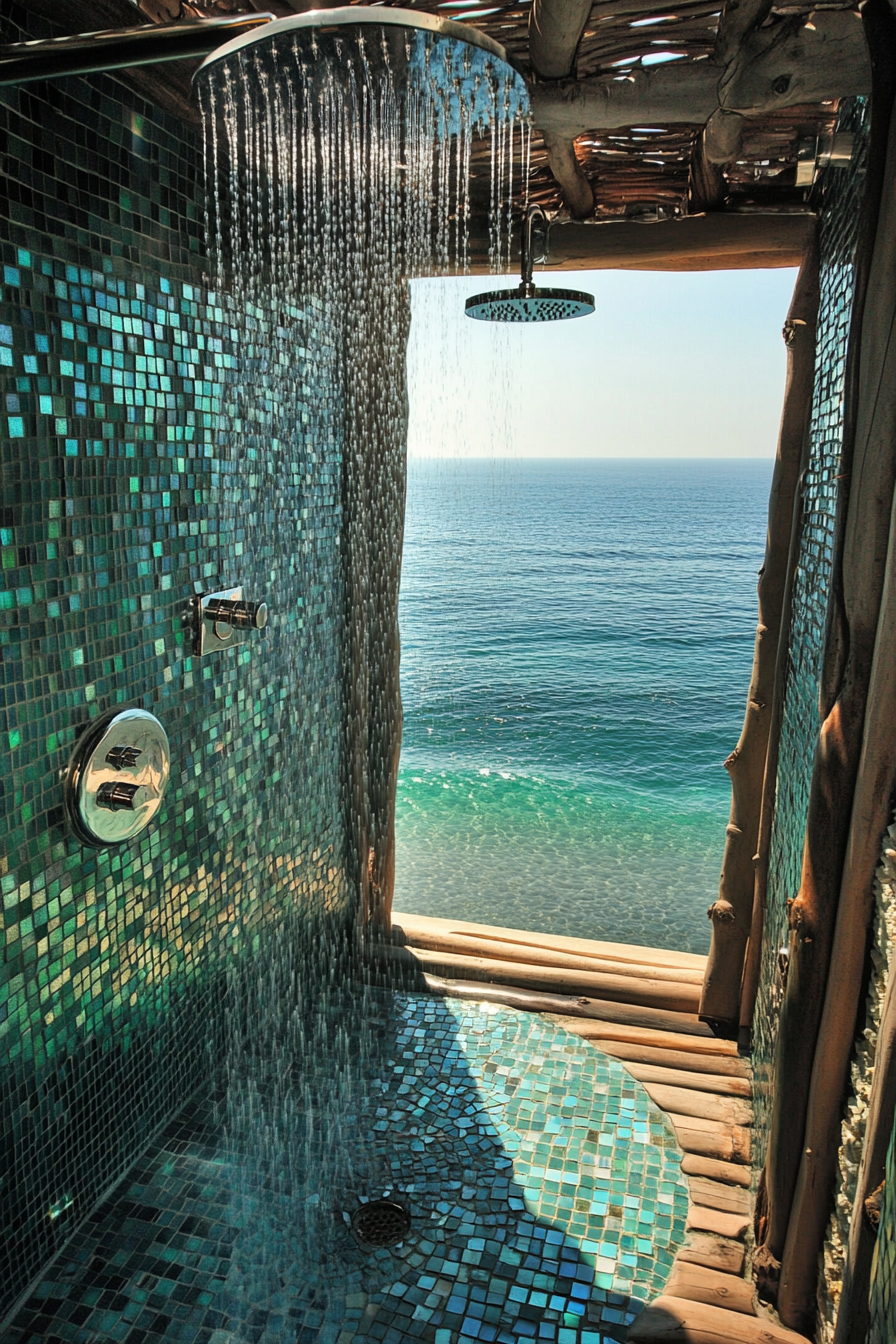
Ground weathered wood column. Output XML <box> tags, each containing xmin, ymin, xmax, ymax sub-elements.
<box><xmin>776</xmin><ymin>13</ymin><xmax>896</xmax><ymax>1327</ymax></box>
<box><xmin>789</xmin><ymin>485</ymin><xmax>896</xmax><ymax>1336</ymax></box>
<box><xmin>698</xmin><ymin>232</ymin><xmax>820</xmax><ymax>1028</ymax></box>
<box><xmin>739</xmin><ymin>417</ymin><xmax>814</xmax><ymax>1037</ymax></box>
<box><xmin>754</xmin><ymin>6</ymin><xmax>896</xmax><ymax>1321</ymax></box>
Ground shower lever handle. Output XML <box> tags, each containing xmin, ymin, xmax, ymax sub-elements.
<box><xmin>203</xmin><ymin>598</ymin><xmax>269</xmax><ymax>630</ymax></box>
<box><xmin>106</xmin><ymin>744</ymin><xmax>142</xmax><ymax>769</ymax></box>
<box><xmin>96</xmin><ymin>781</ymin><xmax>141</xmax><ymax>811</ymax></box>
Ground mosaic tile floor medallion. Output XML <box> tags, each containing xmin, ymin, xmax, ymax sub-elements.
<box><xmin>6</xmin><ymin>996</ymin><xmax>689</xmax><ymax>1344</ymax></box>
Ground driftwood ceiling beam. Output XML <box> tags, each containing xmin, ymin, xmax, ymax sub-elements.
<box><xmin>687</xmin><ymin>136</ymin><xmax>726</xmax><ymax>211</ymax></box>
<box><xmin>541</xmin><ymin>130</ymin><xmax>597</xmax><ymax>217</ymax></box>
<box><xmin>528</xmin><ymin>1</ymin><xmax>597</xmax><ymax>220</ymax></box>
<box><xmin>687</xmin><ymin>0</ymin><xmax>770</xmax><ymax>197</ymax></box>
<box><xmin>532</xmin><ymin>60</ymin><xmax>719</xmax><ymax>138</ymax></box>
<box><xmin>532</xmin><ymin>10</ymin><xmax>870</xmax><ymax>136</ymax></box>
<box><xmin>585</xmin><ymin>0</ymin><xmax>721</xmax><ymax>18</ymax></box>
<box><xmin>539</xmin><ymin>211</ymin><xmax>812</xmax><ymax>268</ymax></box>
<box><xmin>463</xmin><ymin>210</ymin><xmax>812</xmax><ymax>271</ymax></box>
<box><xmin>703</xmin><ymin>107</ymin><xmax>745</xmax><ymax>164</ymax></box>
<box><xmin>714</xmin><ymin>0</ymin><xmax>774</xmax><ymax>66</ymax></box>
<box><xmin>718</xmin><ymin>8</ymin><xmax>869</xmax><ymax>112</ymax></box>
<box><xmin>529</xmin><ymin>0</ymin><xmax>593</xmax><ymax>78</ymax></box>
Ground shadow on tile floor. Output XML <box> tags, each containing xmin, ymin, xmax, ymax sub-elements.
<box><xmin>3</xmin><ymin>990</ymin><xmax>688</xmax><ymax>1344</ymax></box>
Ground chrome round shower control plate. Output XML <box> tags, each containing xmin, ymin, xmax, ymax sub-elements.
<box><xmin>465</xmin><ymin>286</ymin><xmax>595</xmax><ymax>323</ymax></box>
<box><xmin>350</xmin><ymin>1199</ymin><xmax>411</xmax><ymax>1250</ymax></box>
<box><xmin>65</xmin><ymin>708</ymin><xmax>170</xmax><ymax>847</ymax></box>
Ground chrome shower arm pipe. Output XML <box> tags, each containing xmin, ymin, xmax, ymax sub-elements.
<box><xmin>0</xmin><ymin>14</ymin><xmax>274</xmax><ymax>87</ymax></box>
<box><xmin>520</xmin><ymin>205</ymin><xmax>550</xmax><ymax>290</ymax></box>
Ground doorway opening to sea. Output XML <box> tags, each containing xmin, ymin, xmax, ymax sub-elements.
<box><xmin>394</xmin><ymin>269</ymin><xmax>798</xmax><ymax>954</ymax></box>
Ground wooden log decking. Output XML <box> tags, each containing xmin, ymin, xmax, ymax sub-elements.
<box><xmin>382</xmin><ymin>942</ymin><xmax>702</xmax><ymax>1013</ymax></box>
<box><xmin>385</xmin><ymin>913</ymin><xmax>813</xmax><ymax>1344</ymax></box>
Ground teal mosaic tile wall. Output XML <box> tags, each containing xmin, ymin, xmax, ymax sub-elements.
<box><xmin>0</xmin><ymin>7</ymin><xmax>350</xmax><ymax>1320</ymax></box>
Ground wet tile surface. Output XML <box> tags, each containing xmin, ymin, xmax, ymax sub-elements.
<box><xmin>0</xmin><ymin>29</ymin><xmax>347</xmax><ymax>1315</ymax></box>
<box><xmin>5</xmin><ymin>996</ymin><xmax>688</xmax><ymax>1344</ymax></box>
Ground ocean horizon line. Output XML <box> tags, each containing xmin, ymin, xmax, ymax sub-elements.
<box><xmin>406</xmin><ymin>453</ymin><xmax>776</xmax><ymax>462</ymax></box>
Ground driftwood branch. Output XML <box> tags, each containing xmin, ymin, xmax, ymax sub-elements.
<box><xmin>541</xmin><ymin>131</ymin><xmax>596</xmax><ymax>217</ymax></box>
<box><xmin>531</xmin><ymin>12</ymin><xmax>870</xmax><ymax>138</ymax></box>
<box><xmin>688</xmin><ymin>0</ymin><xmax>773</xmax><ymax>209</ymax></box>
<box><xmin>738</xmin><ymin>284</ymin><xmax>819</xmax><ymax>1038</ymax></box>
<box><xmin>528</xmin><ymin>0</ymin><xmax>596</xmax><ymax>213</ymax></box>
<box><xmin>687</xmin><ymin>137</ymin><xmax>726</xmax><ymax>213</ymax></box>
<box><xmin>698</xmin><ymin>229</ymin><xmax>820</xmax><ymax>1028</ymax></box>
<box><xmin>714</xmin><ymin>0</ymin><xmax>774</xmax><ymax>67</ymax></box>
<box><xmin>531</xmin><ymin>62</ymin><xmax>721</xmax><ymax>138</ymax></box>
<box><xmin>703</xmin><ymin>109</ymin><xmax>744</xmax><ymax>166</ymax></box>
<box><xmin>345</xmin><ymin>292</ymin><xmax>409</xmax><ymax>936</ymax></box>
<box><xmin>719</xmin><ymin>9</ymin><xmax>870</xmax><ymax>115</ymax></box>
<box><xmin>756</xmin><ymin>25</ymin><xmax>896</xmax><ymax>1327</ymax></box>
<box><xmin>776</xmin><ymin>77</ymin><xmax>896</xmax><ymax>1334</ymax></box>
<box><xmin>529</xmin><ymin>0</ymin><xmax>593</xmax><ymax>79</ymax></box>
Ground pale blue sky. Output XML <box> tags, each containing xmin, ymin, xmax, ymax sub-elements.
<box><xmin>406</xmin><ymin>267</ymin><xmax>798</xmax><ymax>458</ymax></box>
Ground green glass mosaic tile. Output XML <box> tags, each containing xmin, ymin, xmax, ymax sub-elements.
<box><xmin>4</xmin><ymin>996</ymin><xmax>689</xmax><ymax>1344</ymax></box>
<box><xmin>0</xmin><ymin>4</ymin><xmax>349</xmax><ymax>1316</ymax></box>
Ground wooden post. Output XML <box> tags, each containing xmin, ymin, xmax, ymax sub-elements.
<box><xmin>698</xmin><ymin>231</ymin><xmax>819</xmax><ymax>1027</ymax></box>
<box><xmin>784</xmin><ymin>485</ymin><xmax>896</xmax><ymax>1332</ymax></box>
<box><xmin>776</xmin><ymin>32</ymin><xmax>896</xmax><ymax>1330</ymax></box>
<box><xmin>754</xmin><ymin>7</ymin><xmax>896</xmax><ymax>1321</ymax></box>
<box><xmin>738</xmin><ymin>404</ymin><xmax>814</xmax><ymax>1037</ymax></box>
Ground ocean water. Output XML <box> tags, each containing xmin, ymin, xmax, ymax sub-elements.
<box><xmin>394</xmin><ymin>458</ymin><xmax>773</xmax><ymax>954</ymax></box>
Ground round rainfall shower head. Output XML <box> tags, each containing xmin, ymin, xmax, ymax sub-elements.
<box><xmin>196</xmin><ymin>6</ymin><xmax>523</xmax><ymax>81</ymax></box>
<box><xmin>466</xmin><ymin>284</ymin><xmax>594</xmax><ymax>323</ymax></box>
<box><xmin>466</xmin><ymin>205</ymin><xmax>594</xmax><ymax>324</ymax></box>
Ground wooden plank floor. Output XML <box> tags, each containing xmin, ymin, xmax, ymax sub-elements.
<box><xmin>389</xmin><ymin>913</ymin><xmax>812</xmax><ymax>1344</ymax></box>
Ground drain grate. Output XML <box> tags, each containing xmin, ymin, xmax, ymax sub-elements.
<box><xmin>350</xmin><ymin>1199</ymin><xmax>411</xmax><ymax>1249</ymax></box>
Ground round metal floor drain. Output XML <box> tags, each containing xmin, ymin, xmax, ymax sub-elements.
<box><xmin>350</xmin><ymin>1199</ymin><xmax>411</xmax><ymax>1249</ymax></box>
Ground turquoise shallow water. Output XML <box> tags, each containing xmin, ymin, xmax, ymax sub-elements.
<box><xmin>394</xmin><ymin>458</ymin><xmax>772</xmax><ymax>954</ymax></box>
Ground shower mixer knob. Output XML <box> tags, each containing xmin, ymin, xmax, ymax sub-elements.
<box><xmin>105</xmin><ymin>744</ymin><xmax>142</xmax><ymax>769</ymax></box>
<box><xmin>96</xmin><ymin>781</ymin><xmax>141</xmax><ymax>811</ymax></box>
<box><xmin>203</xmin><ymin>597</ymin><xmax>268</xmax><ymax>630</ymax></box>
<box><xmin>64</xmin><ymin>707</ymin><xmax>170</xmax><ymax>846</ymax></box>
<box><xmin>193</xmin><ymin>586</ymin><xmax>269</xmax><ymax>656</ymax></box>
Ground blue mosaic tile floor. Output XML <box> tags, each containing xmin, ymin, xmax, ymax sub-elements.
<box><xmin>4</xmin><ymin>995</ymin><xmax>688</xmax><ymax>1344</ymax></box>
